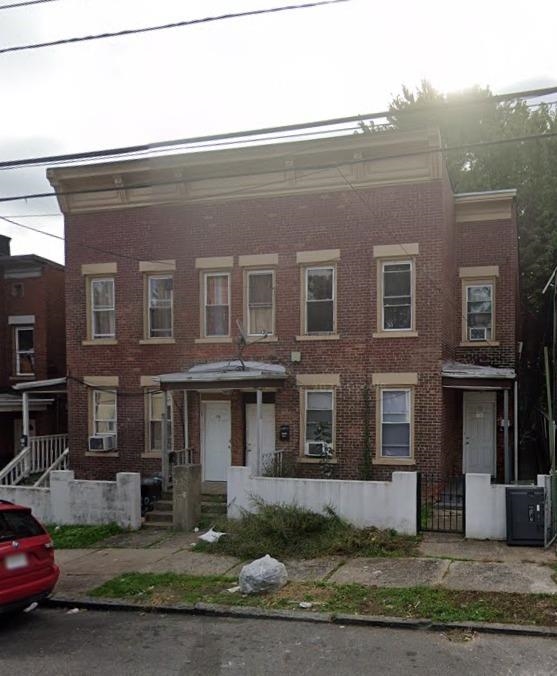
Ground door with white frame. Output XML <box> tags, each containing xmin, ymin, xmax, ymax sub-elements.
<box><xmin>246</xmin><ymin>403</ymin><xmax>276</xmax><ymax>476</ymax></box>
<box><xmin>201</xmin><ymin>401</ymin><xmax>231</xmax><ymax>482</ymax></box>
<box><xmin>463</xmin><ymin>391</ymin><xmax>496</xmax><ymax>475</ymax></box>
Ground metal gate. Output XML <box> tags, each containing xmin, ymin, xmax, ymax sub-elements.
<box><xmin>418</xmin><ymin>473</ymin><xmax>465</xmax><ymax>534</ymax></box>
<box><xmin>544</xmin><ymin>472</ymin><xmax>557</xmax><ymax>547</ymax></box>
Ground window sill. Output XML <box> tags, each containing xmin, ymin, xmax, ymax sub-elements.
<box><xmin>297</xmin><ymin>456</ymin><xmax>338</xmax><ymax>464</ymax></box>
<box><xmin>141</xmin><ymin>451</ymin><xmax>162</xmax><ymax>459</ymax></box>
<box><xmin>10</xmin><ymin>375</ymin><xmax>35</xmax><ymax>380</ymax></box>
<box><xmin>85</xmin><ymin>451</ymin><xmax>119</xmax><ymax>457</ymax></box>
<box><xmin>139</xmin><ymin>338</ymin><xmax>176</xmax><ymax>345</ymax></box>
<box><xmin>459</xmin><ymin>341</ymin><xmax>500</xmax><ymax>347</ymax></box>
<box><xmin>82</xmin><ymin>339</ymin><xmax>118</xmax><ymax>346</ymax></box>
<box><xmin>372</xmin><ymin>456</ymin><xmax>416</xmax><ymax>466</ymax></box>
<box><xmin>373</xmin><ymin>331</ymin><xmax>418</xmax><ymax>339</ymax></box>
<box><xmin>296</xmin><ymin>334</ymin><xmax>340</xmax><ymax>342</ymax></box>
<box><xmin>195</xmin><ymin>337</ymin><xmax>233</xmax><ymax>344</ymax></box>
<box><xmin>246</xmin><ymin>336</ymin><xmax>278</xmax><ymax>343</ymax></box>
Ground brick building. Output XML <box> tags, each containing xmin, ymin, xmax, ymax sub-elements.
<box><xmin>0</xmin><ymin>235</ymin><xmax>66</xmax><ymax>470</ymax></box>
<box><xmin>46</xmin><ymin>128</ymin><xmax>519</xmax><ymax>487</ymax></box>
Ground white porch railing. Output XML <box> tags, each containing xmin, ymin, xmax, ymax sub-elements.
<box><xmin>33</xmin><ymin>448</ymin><xmax>70</xmax><ymax>487</ymax></box>
<box><xmin>261</xmin><ymin>448</ymin><xmax>288</xmax><ymax>477</ymax></box>
<box><xmin>0</xmin><ymin>434</ymin><xmax>69</xmax><ymax>487</ymax></box>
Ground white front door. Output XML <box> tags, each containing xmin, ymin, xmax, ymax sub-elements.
<box><xmin>463</xmin><ymin>391</ymin><xmax>496</xmax><ymax>475</ymax></box>
<box><xmin>201</xmin><ymin>401</ymin><xmax>231</xmax><ymax>482</ymax></box>
<box><xmin>246</xmin><ymin>403</ymin><xmax>276</xmax><ymax>475</ymax></box>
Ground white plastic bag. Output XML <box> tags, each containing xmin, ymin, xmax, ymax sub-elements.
<box><xmin>239</xmin><ymin>554</ymin><xmax>288</xmax><ymax>594</ymax></box>
<box><xmin>198</xmin><ymin>527</ymin><xmax>226</xmax><ymax>544</ymax></box>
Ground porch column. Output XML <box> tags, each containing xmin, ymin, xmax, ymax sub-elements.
<box><xmin>503</xmin><ymin>388</ymin><xmax>510</xmax><ymax>483</ymax></box>
<box><xmin>256</xmin><ymin>388</ymin><xmax>263</xmax><ymax>476</ymax></box>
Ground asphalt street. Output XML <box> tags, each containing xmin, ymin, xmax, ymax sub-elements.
<box><xmin>1</xmin><ymin>608</ymin><xmax>557</xmax><ymax>675</ymax></box>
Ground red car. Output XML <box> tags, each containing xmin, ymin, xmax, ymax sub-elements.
<box><xmin>0</xmin><ymin>500</ymin><xmax>59</xmax><ymax>614</ymax></box>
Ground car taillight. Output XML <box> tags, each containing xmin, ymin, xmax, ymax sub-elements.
<box><xmin>44</xmin><ymin>541</ymin><xmax>54</xmax><ymax>550</ymax></box>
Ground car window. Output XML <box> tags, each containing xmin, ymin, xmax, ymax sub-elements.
<box><xmin>0</xmin><ymin>510</ymin><xmax>45</xmax><ymax>541</ymax></box>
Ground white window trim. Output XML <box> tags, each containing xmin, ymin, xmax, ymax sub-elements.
<box><xmin>465</xmin><ymin>281</ymin><xmax>494</xmax><ymax>343</ymax></box>
<box><xmin>203</xmin><ymin>271</ymin><xmax>231</xmax><ymax>338</ymax></box>
<box><xmin>147</xmin><ymin>390</ymin><xmax>173</xmax><ymax>453</ymax></box>
<box><xmin>381</xmin><ymin>259</ymin><xmax>414</xmax><ymax>332</ymax></box>
<box><xmin>379</xmin><ymin>387</ymin><xmax>412</xmax><ymax>461</ymax></box>
<box><xmin>147</xmin><ymin>274</ymin><xmax>174</xmax><ymax>339</ymax></box>
<box><xmin>92</xmin><ymin>389</ymin><xmax>117</xmax><ymax>440</ymax></box>
<box><xmin>91</xmin><ymin>277</ymin><xmax>116</xmax><ymax>340</ymax></box>
<box><xmin>246</xmin><ymin>269</ymin><xmax>275</xmax><ymax>337</ymax></box>
<box><xmin>303</xmin><ymin>388</ymin><xmax>335</xmax><ymax>457</ymax></box>
<box><xmin>304</xmin><ymin>265</ymin><xmax>336</xmax><ymax>336</ymax></box>
<box><xmin>15</xmin><ymin>326</ymin><xmax>34</xmax><ymax>377</ymax></box>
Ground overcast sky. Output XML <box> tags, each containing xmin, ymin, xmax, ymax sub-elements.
<box><xmin>1</xmin><ymin>0</ymin><xmax>556</xmax><ymax>264</ymax></box>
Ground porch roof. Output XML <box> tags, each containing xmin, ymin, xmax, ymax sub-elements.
<box><xmin>442</xmin><ymin>360</ymin><xmax>515</xmax><ymax>390</ymax></box>
<box><xmin>12</xmin><ymin>377</ymin><xmax>67</xmax><ymax>392</ymax></box>
<box><xmin>0</xmin><ymin>393</ymin><xmax>53</xmax><ymax>412</ymax></box>
<box><xmin>158</xmin><ymin>360</ymin><xmax>287</xmax><ymax>391</ymax></box>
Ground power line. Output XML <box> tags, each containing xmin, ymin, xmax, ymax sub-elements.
<box><xmin>2</xmin><ymin>127</ymin><xmax>557</xmax><ymax>205</ymax></box>
<box><xmin>1</xmin><ymin>84</ymin><xmax>557</xmax><ymax>171</ymax></box>
<box><xmin>0</xmin><ymin>0</ymin><xmax>57</xmax><ymax>9</ymax></box>
<box><xmin>0</xmin><ymin>0</ymin><xmax>350</xmax><ymax>55</ymax></box>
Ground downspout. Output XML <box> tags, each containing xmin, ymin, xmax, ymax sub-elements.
<box><xmin>514</xmin><ymin>379</ymin><xmax>519</xmax><ymax>484</ymax></box>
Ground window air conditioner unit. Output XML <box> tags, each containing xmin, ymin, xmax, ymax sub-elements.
<box><xmin>88</xmin><ymin>435</ymin><xmax>116</xmax><ymax>452</ymax></box>
<box><xmin>306</xmin><ymin>441</ymin><xmax>327</xmax><ymax>457</ymax></box>
<box><xmin>469</xmin><ymin>327</ymin><xmax>487</xmax><ymax>342</ymax></box>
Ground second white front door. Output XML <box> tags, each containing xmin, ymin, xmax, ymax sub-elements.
<box><xmin>463</xmin><ymin>391</ymin><xmax>496</xmax><ymax>475</ymax></box>
<box><xmin>202</xmin><ymin>401</ymin><xmax>231</xmax><ymax>482</ymax></box>
<box><xmin>246</xmin><ymin>403</ymin><xmax>275</xmax><ymax>476</ymax></box>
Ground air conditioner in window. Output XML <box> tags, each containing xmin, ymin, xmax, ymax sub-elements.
<box><xmin>306</xmin><ymin>441</ymin><xmax>328</xmax><ymax>457</ymax></box>
<box><xmin>88</xmin><ymin>435</ymin><xmax>116</xmax><ymax>452</ymax></box>
<box><xmin>469</xmin><ymin>327</ymin><xmax>488</xmax><ymax>341</ymax></box>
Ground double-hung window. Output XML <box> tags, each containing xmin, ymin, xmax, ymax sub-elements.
<box><xmin>148</xmin><ymin>391</ymin><xmax>172</xmax><ymax>452</ymax></box>
<box><xmin>15</xmin><ymin>326</ymin><xmax>34</xmax><ymax>376</ymax></box>
<box><xmin>247</xmin><ymin>270</ymin><xmax>274</xmax><ymax>336</ymax></box>
<box><xmin>148</xmin><ymin>275</ymin><xmax>173</xmax><ymax>338</ymax></box>
<box><xmin>304</xmin><ymin>390</ymin><xmax>334</xmax><ymax>456</ymax></box>
<box><xmin>93</xmin><ymin>390</ymin><xmax>117</xmax><ymax>439</ymax></box>
<box><xmin>382</xmin><ymin>261</ymin><xmax>412</xmax><ymax>331</ymax></box>
<box><xmin>305</xmin><ymin>266</ymin><xmax>335</xmax><ymax>334</ymax></box>
<box><xmin>466</xmin><ymin>283</ymin><xmax>493</xmax><ymax>341</ymax></box>
<box><xmin>91</xmin><ymin>278</ymin><xmax>115</xmax><ymax>339</ymax></box>
<box><xmin>204</xmin><ymin>272</ymin><xmax>230</xmax><ymax>337</ymax></box>
<box><xmin>380</xmin><ymin>389</ymin><xmax>411</xmax><ymax>458</ymax></box>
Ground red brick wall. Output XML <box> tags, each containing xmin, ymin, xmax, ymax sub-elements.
<box><xmin>63</xmin><ymin>179</ymin><xmax>517</xmax><ymax>481</ymax></box>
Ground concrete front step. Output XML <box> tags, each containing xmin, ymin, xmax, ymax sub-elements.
<box><xmin>143</xmin><ymin>521</ymin><xmax>173</xmax><ymax>529</ymax></box>
<box><xmin>145</xmin><ymin>510</ymin><xmax>173</xmax><ymax>523</ymax></box>
<box><xmin>152</xmin><ymin>500</ymin><xmax>173</xmax><ymax>512</ymax></box>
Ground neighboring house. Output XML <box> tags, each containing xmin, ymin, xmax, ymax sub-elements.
<box><xmin>46</xmin><ymin>128</ymin><xmax>519</xmax><ymax>487</ymax></box>
<box><xmin>0</xmin><ymin>235</ymin><xmax>66</xmax><ymax>470</ymax></box>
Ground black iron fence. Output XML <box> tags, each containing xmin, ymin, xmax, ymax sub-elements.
<box><xmin>418</xmin><ymin>473</ymin><xmax>465</xmax><ymax>534</ymax></box>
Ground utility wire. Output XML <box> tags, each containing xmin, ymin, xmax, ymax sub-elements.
<box><xmin>0</xmin><ymin>0</ymin><xmax>350</xmax><ymax>55</ymax></box>
<box><xmin>0</xmin><ymin>0</ymin><xmax>57</xmax><ymax>9</ymax></box>
<box><xmin>1</xmin><ymin>84</ymin><xmax>557</xmax><ymax>171</ymax></box>
<box><xmin>2</xmin><ymin>127</ymin><xmax>557</xmax><ymax>205</ymax></box>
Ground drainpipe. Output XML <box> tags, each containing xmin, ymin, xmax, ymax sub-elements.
<box><xmin>22</xmin><ymin>391</ymin><xmax>29</xmax><ymax>443</ymax></box>
<box><xmin>504</xmin><ymin>388</ymin><xmax>510</xmax><ymax>484</ymax></box>
<box><xmin>514</xmin><ymin>379</ymin><xmax>519</xmax><ymax>484</ymax></box>
<box><xmin>162</xmin><ymin>390</ymin><xmax>169</xmax><ymax>490</ymax></box>
<box><xmin>256</xmin><ymin>388</ymin><xmax>263</xmax><ymax>476</ymax></box>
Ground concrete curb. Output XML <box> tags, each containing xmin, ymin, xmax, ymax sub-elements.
<box><xmin>44</xmin><ymin>595</ymin><xmax>557</xmax><ymax>638</ymax></box>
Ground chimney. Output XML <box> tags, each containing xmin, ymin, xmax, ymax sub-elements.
<box><xmin>0</xmin><ymin>235</ymin><xmax>11</xmax><ymax>257</ymax></box>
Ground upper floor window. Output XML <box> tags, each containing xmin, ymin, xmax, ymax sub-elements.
<box><xmin>247</xmin><ymin>270</ymin><xmax>274</xmax><ymax>336</ymax></box>
<box><xmin>381</xmin><ymin>260</ymin><xmax>412</xmax><ymax>331</ymax></box>
<box><xmin>466</xmin><ymin>283</ymin><xmax>493</xmax><ymax>342</ymax></box>
<box><xmin>15</xmin><ymin>326</ymin><xmax>34</xmax><ymax>376</ymax></box>
<box><xmin>204</xmin><ymin>272</ymin><xmax>230</xmax><ymax>337</ymax></box>
<box><xmin>91</xmin><ymin>278</ymin><xmax>115</xmax><ymax>339</ymax></box>
<box><xmin>148</xmin><ymin>275</ymin><xmax>173</xmax><ymax>338</ymax></box>
<box><xmin>305</xmin><ymin>266</ymin><xmax>335</xmax><ymax>335</ymax></box>
<box><xmin>379</xmin><ymin>388</ymin><xmax>412</xmax><ymax>459</ymax></box>
<box><xmin>92</xmin><ymin>389</ymin><xmax>117</xmax><ymax>438</ymax></box>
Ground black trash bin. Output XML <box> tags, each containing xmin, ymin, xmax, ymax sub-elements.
<box><xmin>141</xmin><ymin>476</ymin><xmax>163</xmax><ymax>515</ymax></box>
<box><xmin>506</xmin><ymin>487</ymin><xmax>545</xmax><ymax>546</ymax></box>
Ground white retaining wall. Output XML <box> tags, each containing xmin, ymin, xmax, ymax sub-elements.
<box><xmin>465</xmin><ymin>473</ymin><xmax>547</xmax><ymax>540</ymax></box>
<box><xmin>0</xmin><ymin>470</ymin><xmax>141</xmax><ymax>530</ymax></box>
<box><xmin>228</xmin><ymin>466</ymin><xmax>417</xmax><ymax>535</ymax></box>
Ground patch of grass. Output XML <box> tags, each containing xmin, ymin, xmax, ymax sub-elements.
<box><xmin>47</xmin><ymin>523</ymin><xmax>125</xmax><ymax>549</ymax></box>
<box><xmin>194</xmin><ymin>501</ymin><xmax>420</xmax><ymax>560</ymax></box>
<box><xmin>90</xmin><ymin>572</ymin><xmax>557</xmax><ymax>627</ymax></box>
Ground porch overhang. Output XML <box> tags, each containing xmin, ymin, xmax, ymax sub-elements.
<box><xmin>12</xmin><ymin>377</ymin><xmax>67</xmax><ymax>394</ymax></box>
<box><xmin>442</xmin><ymin>361</ymin><xmax>515</xmax><ymax>390</ymax></box>
<box><xmin>158</xmin><ymin>360</ymin><xmax>287</xmax><ymax>391</ymax></box>
<box><xmin>0</xmin><ymin>393</ymin><xmax>53</xmax><ymax>413</ymax></box>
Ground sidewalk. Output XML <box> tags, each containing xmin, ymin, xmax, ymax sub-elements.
<box><xmin>53</xmin><ymin>529</ymin><xmax>557</xmax><ymax>599</ymax></box>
